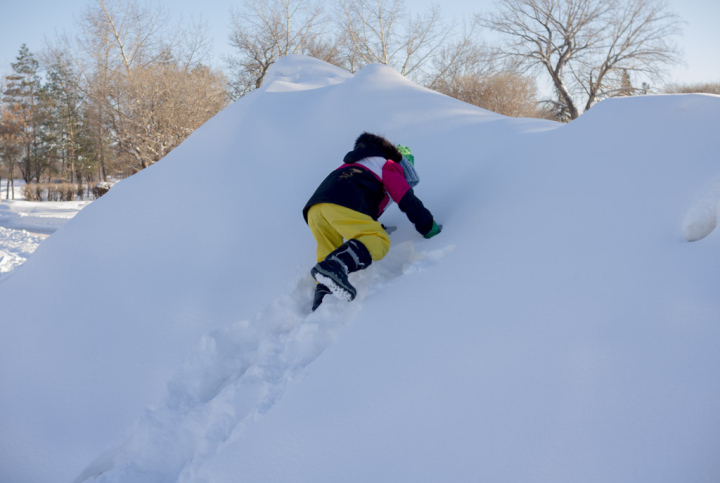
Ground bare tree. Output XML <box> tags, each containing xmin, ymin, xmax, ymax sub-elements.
<box><xmin>59</xmin><ymin>0</ymin><xmax>227</xmax><ymax>172</ymax></box>
<box><xmin>425</xmin><ymin>20</ymin><xmax>498</xmax><ymax>90</ymax></box>
<box><xmin>422</xmin><ymin>18</ymin><xmax>496</xmax><ymax>90</ymax></box>
<box><xmin>435</xmin><ymin>70</ymin><xmax>546</xmax><ymax>118</ymax></box>
<box><xmin>336</xmin><ymin>0</ymin><xmax>452</xmax><ymax>78</ymax></box>
<box><xmin>226</xmin><ymin>0</ymin><xmax>331</xmax><ymax>98</ymax></box>
<box><xmin>226</xmin><ymin>0</ymin><xmax>496</xmax><ymax>104</ymax></box>
<box><xmin>105</xmin><ymin>62</ymin><xmax>228</xmax><ymax>168</ymax></box>
<box><xmin>424</xmin><ymin>21</ymin><xmax>549</xmax><ymax>119</ymax></box>
<box><xmin>480</xmin><ymin>0</ymin><xmax>683</xmax><ymax>119</ymax></box>
<box><xmin>87</xmin><ymin>0</ymin><xmax>183</xmax><ymax>76</ymax></box>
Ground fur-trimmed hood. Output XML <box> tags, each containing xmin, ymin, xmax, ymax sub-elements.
<box><xmin>343</xmin><ymin>132</ymin><xmax>403</xmax><ymax>164</ymax></box>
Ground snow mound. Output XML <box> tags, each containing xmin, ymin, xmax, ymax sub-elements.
<box><xmin>683</xmin><ymin>179</ymin><xmax>720</xmax><ymax>241</ymax></box>
<box><xmin>261</xmin><ymin>55</ymin><xmax>353</xmax><ymax>92</ymax></box>
<box><xmin>1</xmin><ymin>56</ymin><xmax>719</xmax><ymax>483</ymax></box>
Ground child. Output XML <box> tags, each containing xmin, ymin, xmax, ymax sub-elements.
<box><xmin>303</xmin><ymin>132</ymin><xmax>442</xmax><ymax>310</ymax></box>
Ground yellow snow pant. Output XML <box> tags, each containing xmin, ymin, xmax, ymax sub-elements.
<box><xmin>307</xmin><ymin>203</ymin><xmax>391</xmax><ymax>263</ymax></box>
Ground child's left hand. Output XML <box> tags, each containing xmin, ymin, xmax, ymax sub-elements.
<box><xmin>424</xmin><ymin>221</ymin><xmax>442</xmax><ymax>239</ymax></box>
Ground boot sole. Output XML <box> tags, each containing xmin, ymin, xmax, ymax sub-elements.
<box><xmin>311</xmin><ymin>268</ymin><xmax>356</xmax><ymax>302</ymax></box>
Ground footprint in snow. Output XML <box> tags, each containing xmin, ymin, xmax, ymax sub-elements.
<box><xmin>74</xmin><ymin>241</ymin><xmax>454</xmax><ymax>483</ymax></box>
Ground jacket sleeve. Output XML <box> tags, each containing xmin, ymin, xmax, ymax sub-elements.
<box><xmin>398</xmin><ymin>188</ymin><xmax>435</xmax><ymax>236</ymax></box>
<box><xmin>381</xmin><ymin>160</ymin><xmax>434</xmax><ymax>235</ymax></box>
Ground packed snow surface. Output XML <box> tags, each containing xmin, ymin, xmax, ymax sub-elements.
<box><xmin>0</xmin><ymin>181</ymin><xmax>88</xmax><ymax>277</ymax></box>
<box><xmin>0</xmin><ymin>180</ymin><xmax>90</xmax><ymax>278</ymax></box>
<box><xmin>0</xmin><ymin>226</ymin><xmax>45</xmax><ymax>275</ymax></box>
<box><xmin>1</xmin><ymin>55</ymin><xmax>719</xmax><ymax>483</ymax></box>
<box><xmin>0</xmin><ymin>182</ymin><xmax>89</xmax><ymax>234</ymax></box>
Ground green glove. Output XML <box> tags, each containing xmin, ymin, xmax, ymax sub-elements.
<box><xmin>396</xmin><ymin>144</ymin><xmax>414</xmax><ymax>165</ymax></box>
<box><xmin>424</xmin><ymin>221</ymin><xmax>442</xmax><ymax>239</ymax></box>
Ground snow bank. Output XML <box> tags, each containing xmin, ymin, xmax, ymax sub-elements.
<box><xmin>0</xmin><ymin>199</ymin><xmax>88</xmax><ymax>234</ymax></box>
<box><xmin>1</xmin><ymin>56</ymin><xmax>719</xmax><ymax>483</ymax></box>
<box><xmin>0</xmin><ymin>179</ymin><xmax>89</xmax><ymax>235</ymax></box>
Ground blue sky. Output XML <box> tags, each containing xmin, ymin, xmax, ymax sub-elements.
<box><xmin>1</xmin><ymin>0</ymin><xmax>719</xmax><ymax>89</ymax></box>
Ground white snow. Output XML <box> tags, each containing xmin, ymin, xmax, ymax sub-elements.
<box><xmin>0</xmin><ymin>180</ymin><xmax>90</xmax><ymax>277</ymax></box>
<box><xmin>0</xmin><ymin>180</ymin><xmax>90</xmax><ymax>234</ymax></box>
<box><xmin>0</xmin><ymin>226</ymin><xmax>46</xmax><ymax>275</ymax></box>
<box><xmin>1</xmin><ymin>55</ymin><xmax>719</xmax><ymax>483</ymax></box>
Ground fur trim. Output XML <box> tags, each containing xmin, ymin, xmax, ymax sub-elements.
<box><xmin>354</xmin><ymin>132</ymin><xmax>402</xmax><ymax>162</ymax></box>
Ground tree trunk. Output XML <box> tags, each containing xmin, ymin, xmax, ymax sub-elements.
<box><xmin>23</xmin><ymin>142</ymin><xmax>32</xmax><ymax>183</ymax></box>
<box><xmin>100</xmin><ymin>149</ymin><xmax>107</xmax><ymax>181</ymax></box>
<box><xmin>9</xmin><ymin>165</ymin><xmax>16</xmax><ymax>200</ymax></box>
<box><xmin>97</xmin><ymin>103</ymin><xmax>108</xmax><ymax>182</ymax></box>
<box><xmin>546</xmin><ymin>61</ymin><xmax>579</xmax><ymax>120</ymax></box>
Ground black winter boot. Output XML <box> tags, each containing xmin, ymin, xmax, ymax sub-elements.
<box><xmin>311</xmin><ymin>239</ymin><xmax>372</xmax><ymax>302</ymax></box>
<box><xmin>312</xmin><ymin>283</ymin><xmax>332</xmax><ymax>311</ymax></box>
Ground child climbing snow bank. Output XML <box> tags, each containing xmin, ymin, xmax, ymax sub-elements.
<box><xmin>303</xmin><ymin>132</ymin><xmax>442</xmax><ymax>310</ymax></box>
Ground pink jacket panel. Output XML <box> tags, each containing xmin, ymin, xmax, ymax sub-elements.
<box><xmin>381</xmin><ymin>160</ymin><xmax>411</xmax><ymax>202</ymax></box>
<box><xmin>341</xmin><ymin>158</ymin><xmax>411</xmax><ymax>217</ymax></box>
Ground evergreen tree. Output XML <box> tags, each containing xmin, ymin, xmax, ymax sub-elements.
<box><xmin>43</xmin><ymin>55</ymin><xmax>96</xmax><ymax>185</ymax></box>
<box><xmin>2</xmin><ymin>44</ymin><xmax>46</xmax><ymax>183</ymax></box>
<box><xmin>0</xmin><ymin>102</ymin><xmax>23</xmax><ymax>198</ymax></box>
<box><xmin>618</xmin><ymin>69</ymin><xmax>635</xmax><ymax>96</ymax></box>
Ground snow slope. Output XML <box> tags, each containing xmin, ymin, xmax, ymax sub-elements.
<box><xmin>1</xmin><ymin>55</ymin><xmax>719</xmax><ymax>483</ymax></box>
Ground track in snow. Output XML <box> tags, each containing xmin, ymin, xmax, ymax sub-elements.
<box><xmin>0</xmin><ymin>227</ymin><xmax>46</xmax><ymax>277</ymax></box>
<box><xmin>76</xmin><ymin>241</ymin><xmax>454</xmax><ymax>483</ymax></box>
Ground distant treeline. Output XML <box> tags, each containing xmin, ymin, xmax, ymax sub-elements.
<box><xmin>1</xmin><ymin>0</ymin><xmax>714</xmax><ymax>201</ymax></box>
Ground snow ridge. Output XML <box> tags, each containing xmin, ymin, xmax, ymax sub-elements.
<box><xmin>76</xmin><ymin>241</ymin><xmax>453</xmax><ymax>483</ymax></box>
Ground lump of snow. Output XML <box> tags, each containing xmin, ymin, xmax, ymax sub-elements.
<box><xmin>260</xmin><ymin>55</ymin><xmax>353</xmax><ymax>92</ymax></box>
<box><xmin>683</xmin><ymin>181</ymin><xmax>720</xmax><ymax>241</ymax></box>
